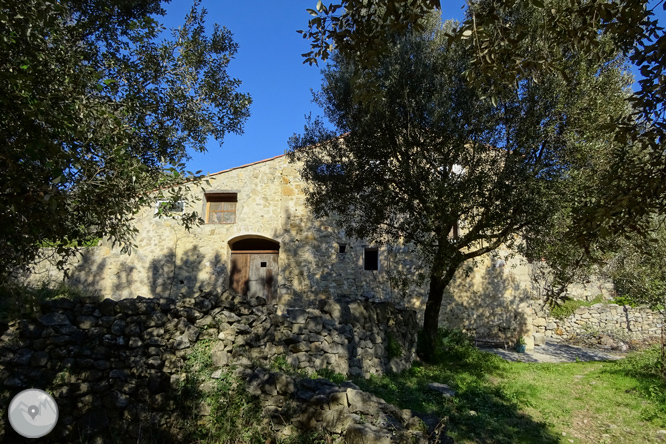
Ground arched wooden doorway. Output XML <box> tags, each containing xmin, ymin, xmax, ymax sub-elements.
<box><xmin>228</xmin><ymin>236</ymin><xmax>279</xmax><ymax>302</ymax></box>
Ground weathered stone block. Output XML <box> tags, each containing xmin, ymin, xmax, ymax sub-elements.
<box><xmin>39</xmin><ymin>313</ymin><xmax>71</xmax><ymax>326</ymax></box>
<box><xmin>345</xmin><ymin>423</ymin><xmax>392</xmax><ymax>444</ymax></box>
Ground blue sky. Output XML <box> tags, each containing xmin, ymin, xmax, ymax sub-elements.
<box><xmin>161</xmin><ymin>1</ymin><xmax>662</xmax><ymax>175</ymax></box>
<box><xmin>161</xmin><ymin>1</ymin><xmax>467</xmax><ymax>175</ymax></box>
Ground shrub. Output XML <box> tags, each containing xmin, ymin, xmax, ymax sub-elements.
<box><xmin>549</xmin><ymin>294</ymin><xmax>605</xmax><ymax>319</ymax></box>
<box><xmin>386</xmin><ymin>333</ymin><xmax>403</xmax><ymax>359</ymax></box>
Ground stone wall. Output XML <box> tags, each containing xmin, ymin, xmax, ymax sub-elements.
<box><xmin>26</xmin><ymin>155</ymin><xmax>421</xmax><ymax>307</ymax></box>
<box><xmin>244</xmin><ymin>368</ymin><xmax>434</xmax><ymax>443</ymax></box>
<box><xmin>439</xmin><ymin>255</ymin><xmax>663</xmax><ymax>348</ymax></box>
<box><xmin>438</xmin><ymin>252</ymin><xmax>615</xmax><ymax>348</ymax></box>
<box><xmin>0</xmin><ymin>291</ymin><xmax>417</xmax><ymax>442</ymax></box>
<box><xmin>531</xmin><ymin>303</ymin><xmax>664</xmax><ymax>344</ymax></box>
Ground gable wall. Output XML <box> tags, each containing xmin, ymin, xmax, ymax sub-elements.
<box><xmin>26</xmin><ymin>156</ymin><xmax>618</xmax><ymax>345</ymax></box>
<box><xmin>27</xmin><ymin>156</ymin><xmax>425</xmax><ymax>311</ymax></box>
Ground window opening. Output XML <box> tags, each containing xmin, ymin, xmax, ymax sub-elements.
<box><xmin>364</xmin><ymin>247</ymin><xmax>379</xmax><ymax>271</ymax></box>
<box><xmin>206</xmin><ymin>193</ymin><xmax>237</xmax><ymax>224</ymax></box>
<box><xmin>338</xmin><ymin>244</ymin><xmax>347</xmax><ymax>254</ymax></box>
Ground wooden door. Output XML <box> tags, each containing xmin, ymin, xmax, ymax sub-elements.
<box><xmin>248</xmin><ymin>253</ymin><xmax>278</xmax><ymax>302</ymax></box>
<box><xmin>230</xmin><ymin>253</ymin><xmax>250</xmax><ymax>295</ymax></box>
<box><xmin>229</xmin><ymin>252</ymin><xmax>278</xmax><ymax>302</ymax></box>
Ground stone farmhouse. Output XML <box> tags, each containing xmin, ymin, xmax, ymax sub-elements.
<box><xmin>31</xmin><ymin>153</ymin><xmax>615</xmax><ymax>345</ymax></box>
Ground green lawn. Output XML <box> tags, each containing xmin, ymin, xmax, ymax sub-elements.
<box><xmin>353</xmin><ymin>330</ymin><xmax>666</xmax><ymax>444</ymax></box>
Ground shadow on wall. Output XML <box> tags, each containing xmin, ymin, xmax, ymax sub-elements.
<box><xmin>274</xmin><ymin>208</ymin><xmax>424</xmax><ymax>312</ymax></box>
<box><xmin>149</xmin><ymin>246</ymin><xmax>226</xmax><ymax>299</ymax></box>
<box><xmin>60</xmin><ymin>246</ymin><xmax>227</xmax><ymax>301</ymax></box>
<box><xmin>439</xmin><ymin>258</ymin><xmax>534</xmax><ymax>342</ymax></box>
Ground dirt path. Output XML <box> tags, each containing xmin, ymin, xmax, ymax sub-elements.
<box><xmin>480</xmin><ymin>339</ymin><xmax>624</xmax><ymax>363</ymax></box>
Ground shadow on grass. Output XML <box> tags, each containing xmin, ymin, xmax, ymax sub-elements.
<box><xmin>353</xmin><ymin>330</ymin><xmax>560</xmax><ymax>444</ymax></box>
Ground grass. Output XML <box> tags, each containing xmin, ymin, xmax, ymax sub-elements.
<box><xmin>550</xmin><ymin>294</ymin><xmax>606</xmax><ymax>319</ymax></box>
<box><xmin>352</xmin><ymin>329</ymin><xmax>666</xmax><ymax>444</ymax></box>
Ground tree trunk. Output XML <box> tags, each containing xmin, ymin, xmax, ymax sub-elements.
<box><xmin>419</xmin><ymin>257</ymin><xmax>460</xmax><ymax>362</ymax></box>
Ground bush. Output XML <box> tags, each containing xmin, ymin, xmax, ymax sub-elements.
<box><xmin>549</xmin><ymin>294</ymin><xmax>605</xmax><ymax>319</ymax></box>
<box><xmin>386</xmin><ymin>333</ymin><xmax>403</xmax><ymax>359</ymax></box>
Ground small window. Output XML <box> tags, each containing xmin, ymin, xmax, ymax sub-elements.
<box><xmin>206</xmin><ymin>193</ymin><xmax>237</xmax><ymax>224</ymax></box>
<box><xmin>260</xmin><ymin>262</ymin><xmax>267</xmax><ymax>268</ymax></box>
<box><xmin>364</xmin><ymin>247</ymin><xmax>379</xmax><ymax>271</ymax></box>
<box><xmin>338</xmin><ymin>244</ymin><xmax>347</xmax><ymax>254</ymax></box>
<box><xmin>155</xmin><ymin>200</ymin><xmax>184</xmax><ymax>216</ymax></box>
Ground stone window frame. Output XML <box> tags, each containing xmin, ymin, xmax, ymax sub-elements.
<box><xmin>364</xmin><ymin>247</ymin><xmax>379</xmax><ymax>271</ymax></box>
<box><xmin>204</xmin><ymin>191</ymin><xmax>238</xmax><ymax>224</ymax></box>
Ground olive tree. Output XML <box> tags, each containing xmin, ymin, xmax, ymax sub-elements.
<box><xmin>289</xmin><ymin>10</ymin><xmax>631</xmax><ymax>360</ymax></box>
<box><xmin>301</xmin><ymin>0</ymin><xmax>666</xmax><ymax>246</ymax></box>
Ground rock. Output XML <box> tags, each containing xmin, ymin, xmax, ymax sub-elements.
<box><xmin>329</xmin><ymin>391</ymin><xmax>348</xmax><ymax>408</ymax></box>
<box><xmin>211</xmin><ymin>344</ymin><xmax>229</xmax><ymax>367</ymax></box>
<box><xmin>345</xmin><ymin>423</ymin><xmax>392</xmax><ymax>444</ymax></box>
<box><xmin>533</xmin><ymin>333</ymin><xmax>546</xmax><ymax>346</ymax></box>
<box><xmin>143</xmin><ymin>327</ymin><xmax>164</xmax><ymax>338</ymax></box>
<box><xmin>321</xmin><ymin>407</ymin><xmax>354</xmax><ymax>434</ymax></box>
<box><xmin>30</xmin><ymin>351</ymin><xmax>49</xmax><ymax>367</ymax></box>
<box><xmin>38</xmin><ymin>312</ymin><xmax>71</xmax><ymax>326</ymax></box>
<box><xmin>599</xmin><ymin>335</ymin><xmax>615</xmax><ymax>348</ymax></box>
<box><xmin>111</xmin><ymin>320</ymin><xmax>126</xmax><ymax>336</ymax></box>
<box><xmin>79</xmin><ymin>410</ymin><xmax>109</xmax><ymax>436</ymax></box>
<box><xmin>76</xmin><ymin>316</ymin><xmax>98</xmax><ymax>329</ymax></box>
<box><xmin>220</xmin><ymin>310</ymin><xmax>241</xmax><ymax>323</ymax></box>
<box><xmin>13</xmin><ymin>348</ymin><xmax>34</xmax><ymax>366</ymax></box>
<box><xmin>174</xmin><ymin>335</ymin><xmax>190</xmax><ymax>350</ymax></box>
<box><xmin>427</xmin><ymin>383</ymin><xmax>456</xmax><ymax>397</ymax></box>
<box><xmin>98</xmin><ymin>298</ymin><xmax>117</xmax><ymax>316</ymax></box>
<box><xmin>533</xmin><ymin>317</ymin><xmax>547</xmax><ymax>327</ymax></box>
<box><xmin>185</xmin><ymin>325</ymin><xmax>200</xmax><ymax>342</ymax></box>
<box><xmin>347</xmin><ymin>389</ymin><xmax>382</xmax><ymax>414</ymax></box>
<box><xmin>287</xmin><ymin>308</ymin><xmax>308</xmax><ymax>324</ymax></box>
<box><xmin>276</xmin><ymin>373</ymin><xmax>296</xmax><ymax>395</ymax></box>
<box><xmin>128</xmin><ymin>337</ymin><xmax>142</xmax><ymax>348</ymax></box>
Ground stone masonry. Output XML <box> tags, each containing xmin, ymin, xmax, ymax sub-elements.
<box><xmin>531</xmin><ymin>302</ymin><xmax>663</xmax><ymax>344</ymax></box>
<box><xmin>0</xmin><ymin>291</ymin><xmax>418</xmax><ymax>442</ymax></box>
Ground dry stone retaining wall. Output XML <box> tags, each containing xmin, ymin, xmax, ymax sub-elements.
<box><xmin>531</xmin><ymin>303</ymin><xmax>664</xmax><ymax>343</ymax></box>
<box><xmin>0</xmin><ymin>291</ymin><xmax>417</xmax><ymax>442</ymax></box>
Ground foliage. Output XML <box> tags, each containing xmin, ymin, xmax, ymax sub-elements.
<box><xmin>302</xmin><ymin>0</ymin><xmax>666</xmax><ymax>247</ymax></box>
<box><xmin>0</xmin><ymin>0</ymin><xmax>251</xmax><ymax>278</ymax></box>
<box><xmin>312</xmin><ymin>367</ymin><xmax>347</xmax><ymax>384</ymax></box>
<box><xmin>289</xmin><ymin>8</ymin><xmax>631</xmax><ymax>360</ymax></box>
<box><xmin>299</xmin><ymin>0</ymin><xmax>440</xmax><ymax>66</ymax></box>
<box><xmin>548</xmin><ymin>294</ymin><xmax>606</xmax><ymax>320</ymax></box>
<box><xmin>605</xmin><ymin>219</ymin><xmax>666</xmax><ymax>313</ymax></box>
<box><xmin>177</xmin><ymin>340</ymin><xmax>269</xmax><ymax>443</ymax></box>
<box><xmin>386</xmin><ymin>333</ymin><xmax>403</xmax><ymax>360</ymax></box>
<box><xmin>0</xmin><ymin>281</ymin><xmax>91</xmax><ymax>323</ymax></box>
<box><xmin>177</xmin><ymin>342</ymin><xmax>338</xmax><ymax>443</ymax></box>
<box><xmin>355</xmin><ymin>329</ymin><xmax>666</xmax><ymax>443</ymax></box>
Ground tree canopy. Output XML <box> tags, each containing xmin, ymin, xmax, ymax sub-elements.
<box><xmin>301</xmin><ymin>0</ymin><xmax>666</xmax><ymax>246</ymax></box>
<box><xmin>0</xmin><ymin>0</ymin><xmax>251</xmax><ymax>277</ymax></box>
<box><xmin>290</xmin><ymin>7</ymin><xmax>632</xmax><ymax>359</ymax></box>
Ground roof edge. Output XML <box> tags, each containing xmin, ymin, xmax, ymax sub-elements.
<box><xmin>206</xmin><ymin>153</ymin><xmax>286</xmax><ymax>178</ymax></box>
